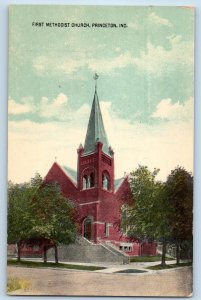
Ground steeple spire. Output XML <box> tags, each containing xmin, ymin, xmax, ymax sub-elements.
<box><xmin>83</xmin><ymin>74</ymin><xmax>111</xmax><ymax>156</ymax></box>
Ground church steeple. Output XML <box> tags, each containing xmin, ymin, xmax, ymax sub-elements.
<box><xmin>77</xmin><ymin>75</ymin><xmax>114</xmax><ymax>192</ymax></box>
<box><xmin>83</xmin><ymin>74</ymin><xmax>111</xmax><ymax>156</ymax></box>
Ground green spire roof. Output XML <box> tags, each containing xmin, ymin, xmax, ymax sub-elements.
<box><xmin>84</xmin><ymin>88</ymin><xmax>110</xmax><ymax>156</ymax></box>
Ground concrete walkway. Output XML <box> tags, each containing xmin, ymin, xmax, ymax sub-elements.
<box><xmin>18</xmin><ymin>257</ymin><xmax>179</xmax><ymax>274</ymax></box>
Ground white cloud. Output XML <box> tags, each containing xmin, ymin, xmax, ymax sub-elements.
<box><xmin>149</xmin><ymin>12</ymin><xmax>173</xmax><ymax>27</ymax></box>
<box><xmin>40</xmin><ymin>93</ymin><xmax>69</xmax><ymax>119</ymax></box>
<box><xmin>57</xmin><ymin>58</ymin><xmax>85</xmax><ymax>74</ymax></box>
<box><xmin>88</xmin><ymin>52</ymin><xmax>133</xmax><ymax>73</ymax></box>
<box><xmin>8</xmin><ymin>93</ymin><xmax>86</xmax><ymax>122</ymax></box>
<box><xmin>100</xmin><ymin>101</ymin><xmax>193</xmax><ymax>182</ymax></box>
<box><xmin>88</xmin><ymin>35</ymin><xmax>193</xmax><ymax>75</ymax></box>
<box><xmin>8</xmin><ymin>97</ymin><xmax>33</xmax><ymax>115</ymax></box>
<box><xmin>53</xmin><ymin>93</ymin><xmax>68</xmax><ymax>106</ymax></box>
<box><xmin>33</xmin><ymin>56</ymin><xmax>48</xmax><ymax>71</ymax></box>
<box><xmin>151</xmin><ymin>97</ymin><xmax>194</xmax><ymax>121</ymax></box>
<box><xmin>38</xmin><ymin>93</ymin><xmax>90</xmax><ymax>124</ymax></box>
<box><xmin>8</xmin><ymin>97</ymin><xmax>193</xmax><ymax>183</ymax></box>
<box><xmin>33</xmin><ymin>35</ymin><xmax>193</xmax><ymax>77</ymax></box>
<box><xmin>132</xmin><ymin>36</ymin><xmax>193</xmax><ymax>76</ymax></box>
<box><xmin>8</xmin><ymin>119</ymin><xmax>86</xmax><ymax>183</ymax></box>
<box><xmin>73</xmin><ymin>103</ymin><xmax>90</xmax><ymax>121</ymax></box>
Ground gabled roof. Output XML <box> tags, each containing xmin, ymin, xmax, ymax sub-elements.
<box><xmin>62</xmin><ymin>165</ymin><xmax>124</xmax><ymax>192</ymax></box>
<box><xmin>47</xmin><ymin>162</ymin><xmax>128</xmax><ymax>194</ymax></box>
<box><xmin>114</xmin><ymin>177</ymin><xmax>125</xmax><ymax>192</ymax></box>
<box><xmin>62</xmin><ymin>165</ymin><xmax>77</xmax><ymax>184</ymax></box>
<box><xmin>61</xmin><ymin>166</ymin><xmax>126</xmax><ymax>193</ymax></box>
<box><xmin>83</xmin><ymin>88</ymin><xmax>110</xmax><ymax>156</ymax></box>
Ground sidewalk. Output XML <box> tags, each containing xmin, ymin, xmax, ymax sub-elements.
<box><xmin>18</xmin><ymin>257</ymin><xmax>189</xmax><ymax>275</ymax></box>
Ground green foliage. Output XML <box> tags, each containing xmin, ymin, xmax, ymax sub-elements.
<box><xmin>166</xmin><ymin>167</ymin><xmax>193</xmax><ymax>263</ymax></box>
<box><xmin>124</xmin><ymin>165</ymin><xmax>170</xmax><ymax>241</ymax></box>
<box><xmin>30</xmin><ymin>176</ymin><xmax>78</xmax><ymax>245</ymax></box>
<box><xmin>123</xmin><ymin>165</ymin><xmax>193</xmax><ymax>265</ymax></box>
<box><xmin>166</xmin><ymin>167</ymin><xmax>193</xmax><ymax>241</ymax></box>
<box><xmin>7</xmin><ymin>181</ymin><xmax>36</xmax><ymax>244</ymax></box>
<box><xmin>124</xmin><ymin>165</ymin><xmax>193</xmax><ymax>243</ymax></box>
<box><xmin>7</xmin><ymin>173</ymin><xmax>78</xmax><ymax>247</ymax></box>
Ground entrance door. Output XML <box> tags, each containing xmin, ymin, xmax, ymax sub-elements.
<box><xmin>84</xmin><ymin>218</ymin><xmax>92</xmax><ymax>240</ymax></box>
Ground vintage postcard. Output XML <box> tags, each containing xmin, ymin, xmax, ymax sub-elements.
<box><xmin>7</xmin><ymin>5</ymin><xmax>194</xmax><ymax>296</ymax></box>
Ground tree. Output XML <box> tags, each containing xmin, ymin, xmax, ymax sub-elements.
<box><xmin>123</xmin><ymin>165</ymin><xmax>171</xmax><ymax>266</ymax></box>
<box><xmin>7</xmin><ymin>181</ymin><xmax>35</xmax><ymax>261</ymax></box>
<box><xmin>166</xmin><ymin>167</ymin><xmax>193</xmax><ymax>264</ymax></box>
<box><xmin>7</xmin><ymin>173</ymin><xmax>78</xmax><ymax>263</ymax></box>
<box><xmin>30</xmin><ymin>174</ymin><xmax>78</xmax><ymax>263</ymax></box>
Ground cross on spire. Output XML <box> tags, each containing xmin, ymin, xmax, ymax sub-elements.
<box><xmin>93</xmin><ymin>73</ymin><xmax>99</xmax><ymax>90</ymax></box>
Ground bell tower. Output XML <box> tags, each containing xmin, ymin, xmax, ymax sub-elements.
<box><xmin>77</xmin><ymin>74</ymin><xmax>114</xmax><ymax>193</ymax></box>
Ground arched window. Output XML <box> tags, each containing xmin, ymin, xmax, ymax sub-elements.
<box><xmin>82</xmin><ymin>169</ymin><xmax>95</xmax><ymax>190</ymax></box>
<box><xmin>102</xmin><ymin>172</ymin><xmax>110</xmax><ymax>190</ymax></box>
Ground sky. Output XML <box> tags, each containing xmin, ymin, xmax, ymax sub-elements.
<box><xmin>8</xmin><ymin>5</ymin><xmax>194</xmax><ymax>183</ymax></box>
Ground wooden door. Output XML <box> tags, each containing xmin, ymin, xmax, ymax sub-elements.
<box><xmin>84</xmin><ymin>219</ymin><xmax>92</xmax><ymax>240</ymax></box>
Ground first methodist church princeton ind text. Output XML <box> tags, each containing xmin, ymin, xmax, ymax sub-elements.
<box><xmin>42</xmin><ymin>75</ymin><xmax>157</xmax><ymax>262</ymax></box>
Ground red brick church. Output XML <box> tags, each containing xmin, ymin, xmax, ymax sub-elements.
<box><xmin>44</xmin><ymin>78</ymin><xmax>156</xmax><ymax>257</ymax></box>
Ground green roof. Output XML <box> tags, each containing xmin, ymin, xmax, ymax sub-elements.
<box><xmin>84</xmin><ymin>88</ymin><xmax>110</xmax><ymax>156</ymax></box>
<box><xmin>114</xmin><ymin>177</ymin><xmax>124</xmax><ymax>191</ymax></box>
<box><xmin>63</xmin><ymin>166</ymin><xmax>77</xmax><ymax>183</ymax></box>
<box><xmin>63</xmin><ymin>164</ymin><xmax>123</xmax><ymax>191</ymax></box>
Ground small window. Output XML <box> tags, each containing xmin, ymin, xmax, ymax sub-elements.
<box><xmin>121</xmin><ymin>245</ymin><xmax>133</xmax><ymax>252</ymax></box>
<box><xmin>102</xmin><ymin>173</ymin><xmax>110</xmax><ymax>190</ymax></box>
<box><xmin>83</xmin><ymin>175</ymin><xmax>88</xmax><ymax>189</ymax></box>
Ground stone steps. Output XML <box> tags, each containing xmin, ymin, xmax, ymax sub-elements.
<box><xmin>47</xmin><ymin>237</ymin><xmax>129</xmax><ymax>264</ymax></box>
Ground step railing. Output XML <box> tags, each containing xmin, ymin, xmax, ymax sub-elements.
<box><xmin>101</xmin><ymin>241</ymin><xmax>130</xmax><ymax>264</ymax></box>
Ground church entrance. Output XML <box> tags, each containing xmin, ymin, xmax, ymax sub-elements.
<box><xmin>84</xmin><ymin>217</ymin><xmax>93</xmax><ymax>241</ymax></box>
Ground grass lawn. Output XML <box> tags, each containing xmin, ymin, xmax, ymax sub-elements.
<box><xmin>130</xmin><ymin>256</ymin><xmax>174</xmax><ymax>263</ymax></box>
<box><xmin>147</xmin><ymin>262</ymin><xmax>192</xmax><ymax>270</ymax></box>
<box><xmin>7</xmin><ymin>259</ymin><xmax>105</xmax><ymax>271</ymax></box>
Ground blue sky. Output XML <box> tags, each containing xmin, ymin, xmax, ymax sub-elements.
<box><xmin>8</xmin><ymin>5</ymin><xmax>194</xmax><ymax>183</ymax></box>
